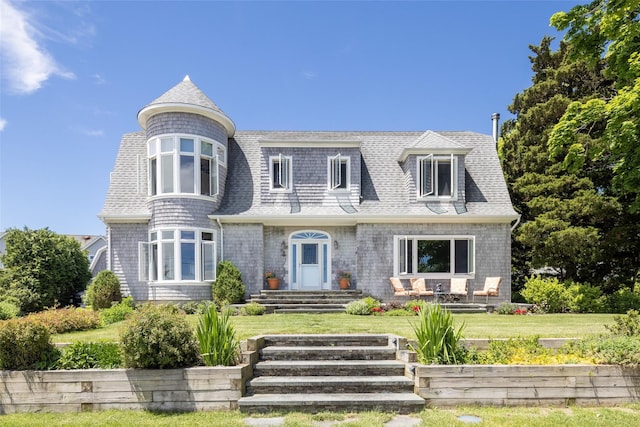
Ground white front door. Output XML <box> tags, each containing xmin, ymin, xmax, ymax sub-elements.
<box><xmin>290</xmin><ymin>231</ymin><xmax>330</xmax><ymax>290</ymax></box>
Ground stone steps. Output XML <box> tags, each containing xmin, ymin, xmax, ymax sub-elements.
<box><xmin>238</xmin><ymin>334</ymin><xmax>425</xmax><ymax>414</ymax></box>
<box><xmin>247</xmin><ymin>290</ymin><xmax>365</xmax><ymax>314</ymax></box>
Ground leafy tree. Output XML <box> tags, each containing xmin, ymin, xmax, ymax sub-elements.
<box><xmin>549</xmin><ymin>0</ymin><xmax>640</xmax><ymax>213</ymax></box>
<box><xmin>0</xmin><ymin>228</ymin><xmax>92</xmax><ymax>314</ymax></box>
<box><xmin>499</xmin><ymin>37</ymin><xmax>624</xmax><ymax>292</ymax></box>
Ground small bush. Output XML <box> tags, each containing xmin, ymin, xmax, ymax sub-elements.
<box><xmin>196</xmin><ymin>305</ymin><xmax>240</xmax><ymax>366</ymax></box>
<box><xmin>0</xmin><ymin>300</ymin><xmax>20</xmax><ymax>320</ymax></box>
<box><xmin>242</xmin><ymin>302</ymin><xmax>266</xmax><ymax>316</ymax></box>
<box><xmin>495</xmin><ymin>302</ymin><xmax>518</xmax><ymax>315</ymax></box>
<box><xmin>362</xmin><ymin>296</ymin><xmax>381</xmax><ymax>310</ymax></box>
<box><xmin>520</xmin><ymin>276</ymin><xmax>567</xmax><ymax>313</ymax></box>
<box><xmin>0</xmin><ymin>319</ymin><xmax>60</xmax><ymax>370</ymax></box>
<box><xmin>605</xmin><ymin>310</ymin><xmax>640</xmax><ymax>337</ymax></box>
<box><xmin>345</xmin><ymin>300</ymin><xmax>371</xmax><ymax>315</ymax></box>
<box><xmin>411</xmin><ymin>303</ymin><xmax>465</xmax><ymax>364</ymax></box>
<box><xmin>212</xmin><ymin>261</ymin><xmax>246</xmax><ymax>307</ymax></box>
<box><xmin>100</xmin><ymin>297</ymin><xmax>135</xmax><ymax>325</ymax></box>
<box><xmin>607</xmin><ymin>287</ymin><xmax>640</xmax><ymax>313</ymax></box>
<box><xmin>85</xmin><ymin>270</ymin><xmax>122</xmax><ymax>310</ymax></box>
<box><xmin>178</xmin><ymin>301</ymin><xmax>213</xmax><ymax>315</ymax></box>
<box><xmin>565</xmin><ymin>282</ymin><xmax>606</xmax><ymax>313</ymax></box>
<box><xmin>24</xmin><ymin>307</ymin><xmax>101</xmax><ymax>334</ymax></box>
<box><xmin>56</xmin><ymin>341</ymin><xmax>121</xmax><ymax>369</ymax></box>
<box><xmin>383</xmin><ymin>301</ymin><xmax>404</xmax><ymax>311</ymax></box>
<box><xmin>120</xmin><ymin>304</ymin><xmax>201</xmax><ymax>369</ymax></box>
<box><xmin>565</xmin><ymin>335</ymin><xmax>640</xmax><ymax>367</ymax></box>
<box><xmin>404</xmin><ymin>300</ymin><xmax>427</xmax><ymax>313</ymax></box>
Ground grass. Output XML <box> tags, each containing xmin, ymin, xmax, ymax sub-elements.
<box><xmin>51</xmin><ymin>312</ymin><xmax>616</xmax><ymax>343</ymax></box>
<box><xmin>1</xmin><ymin>406</ymin><xmax>639</xmax><ymax>426</ymax></box>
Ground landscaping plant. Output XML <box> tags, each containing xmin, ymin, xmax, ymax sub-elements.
<box><xmin>56</xmin><ymin>341</ymin><xmax>121</xmax><ymax>369</ymax></box>
<box><xmin>0</xmin><ymin>319</ymin><xmax>60</xmax><ymax>370</ymax></box>
<box><xmin>99</xmin><ymin>296</ymin><xmax>135</xmax><ymax>325</ymax></box>
<box><xmin>241</xmin><ymin>302</ymin><xmax>266</xmax><ymax>316</ymax></box>
<box><xmin>85</xmin><ymin>270</ymin><xmax>122</xmax><ymax>310</ymax></box>
<box><xmin>196</xmin><ymin>304</ymin><xmax>239</xmax><ymax>366</ymax></box>
<box><xmin>24</xmin><ymin>307</ymin><xmax>101</xmax><ymax>334</ymax></box>
<box><xmin>212</xmin><ymin>261</ymin><xmax>246</xmax><ymax>307</ymax></box>
<box><xmin>411</xmin><ymin>303</ymin><xmax>465</xmax><ymax>364</ymax></box>
<box><xmin>345</xmin><ymin>299</ymin><xmax>371</xmax><ymax>315</ymax></box>
<box><xmin>120</xmin><ymin>304</ymin><xmax>201</xmax><ymax>369</ymax></box>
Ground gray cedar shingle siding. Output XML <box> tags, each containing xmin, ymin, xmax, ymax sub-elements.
<box><xmin>101</xmin><ymin>78</ymin><xmax>518</xmax><ymax>303</ymax></box>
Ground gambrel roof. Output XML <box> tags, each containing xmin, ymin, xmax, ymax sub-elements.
<box><xmin>100</xmin><ymin>129</ymin><xmax>518</xmax><ymax>224</ymax></box>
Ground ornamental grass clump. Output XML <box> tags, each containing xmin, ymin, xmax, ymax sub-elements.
<box><xmin>196</xmin><ymin>304</ymin><xmax>240</xmax><ymax>366</ymax></box>
<box><xmin>411</xmin><ymin>303</ymin><xmax>465</xmax><ymax>364</ymax></box>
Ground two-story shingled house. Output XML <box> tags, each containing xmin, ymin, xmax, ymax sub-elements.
<box><xmin>99</xmin><ymin>76</ymin><xmax>518</xmax><ymax>303</ymax></box>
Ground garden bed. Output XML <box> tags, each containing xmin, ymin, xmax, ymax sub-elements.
<box><xmin>409</xmin><ymin>364</ymin><xmax>640</xmax><ymax>407</ymax></box>
<box><xmin>0</xmin><ymin>365</ymin><xmax>252</xmax><ymax>414</ymax></box>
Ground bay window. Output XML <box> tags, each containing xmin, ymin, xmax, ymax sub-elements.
<box><xmin>148</xmin><ymin>135</ymin><xmax>220</xmax><ymax>197</ymax></box>
<box><xmin>139</xmin><ymin>229</ymin><xmax>216</xmax><ymax>282</ymax></box>
<box><xmin>395</xmin><ymin>235</ymin><xmax>474</xmax><ymax>277</ymax></box>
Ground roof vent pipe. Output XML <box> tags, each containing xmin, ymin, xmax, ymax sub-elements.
<box><xmin>491</xmin><ymin>113</ymin><xmax>500</xmax><ymax>143</ymax></box>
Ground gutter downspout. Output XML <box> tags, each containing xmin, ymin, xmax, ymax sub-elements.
<box><xmin>215</xmin><ymin>217</ymin><xmax>224</xmax><ymax>261</ymax></box>
<box><xmin>511</xmin><ymin>214</ymin><xmax>522</xmax><ymax>232</ymax></box>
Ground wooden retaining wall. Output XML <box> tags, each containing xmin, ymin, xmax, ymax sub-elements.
<box><xmin>0</xmin><ymin>365</ymin><xmax>252</xmax><ymax>414</ymax></box>
<box><xmin>412</xmin><ymin>364</ymin><xmax>640</xmax><ymax>407</ymax></box>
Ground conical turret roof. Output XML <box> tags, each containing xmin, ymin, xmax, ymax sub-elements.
<box><xmin>137</xmin><ymin>75</ymin><xmax>235</xmax><ymax>137</ymax></box>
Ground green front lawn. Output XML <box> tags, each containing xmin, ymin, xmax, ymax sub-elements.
<box><xmin>52</xmin><ymin>312</ymin><xmax>616</xmax><ymax>343</ymax></box>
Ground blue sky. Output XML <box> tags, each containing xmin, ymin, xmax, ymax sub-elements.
<box><xmin>0</xmin><ymin>0</ymin><xmax>582</xmax><ymax>236</ymax></box>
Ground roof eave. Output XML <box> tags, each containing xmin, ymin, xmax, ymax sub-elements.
<box><xmin>137</xmin><ymin>103</ymin><xmax>236</xmax><ymax>137</ymax></box>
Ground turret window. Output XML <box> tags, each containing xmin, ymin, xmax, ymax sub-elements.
<box><xmin>148</xmin><ymin>135</ymin><xmax>220</xmax><ymax>197</ymax></box>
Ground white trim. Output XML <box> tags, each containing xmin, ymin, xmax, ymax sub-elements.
<box><xmin>99</xmin><ymin>214</ymin><xmax>151</xmax><ymax>224</ymax></box>
<box><xmin>89</xmin><ymin>245</ymin><xmax>107</xmax><ymax>273</ymax></box>
<box><xmin>398</xmin><ymin>147</ymin><xmax>472</xmax><ymax>162</ymax></box>
<box><xmin>269</xmin><ymin>155</ymin><xmax>293</xmax><ymax>192</ymax></box>
<box><xmin>137</xmin><ymin>103</ymin><xmax>236</xmax><ymax>137</ymax></box>
<box><xmin>327</xmin><ymin>154</ymin><xmax>350</xmax><ymax>191</ymax></box>
<box><xmin>210</xmin><ymin>214</ymin><xmax>519</xmax><ymax>226</ymax></box>
<box><xmin>417</xmin><ymin>154</ymin><xmax>458</xmax><ymax>201</ymax></box>
<box><xmin>288</xmin><ymin>230</ymin><xmax>331</xmax><ymax>290</ymax></box>
<box><xmin>392</xmin><ymin>234</ymin><xmax>476</xmax><ymax>278</ymax></box>
<box><xmin>259</xmin><ymin>139</ymin><xmax>362</xmax><ymax>148</ymax></box>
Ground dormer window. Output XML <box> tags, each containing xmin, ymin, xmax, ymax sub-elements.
<box><xmin>418</xmin><ymin>154</ymin><xmax>455</xmax><ymax>199</ymax></box>
<box><xmin>270</xmin><ymin>154</ymin><xmax>292</xmax><ymax>191</ymax></box>
<box><xmin>148</xmin><ymin>135</ymin><xmax>219</xmax><ymax>197</ymax></box>
<box><xmin>328</xmin><ymin>154</ymin><xmax>349</xmax><ymax>190</ymax></box>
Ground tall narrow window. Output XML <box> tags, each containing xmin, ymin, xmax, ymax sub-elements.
<box><xmin>179</xmin><ymin>138</ymin><xmax>195</xmax><ymax>193</ymax></box>
<box><xmin>271</xmin><ymin>154</ymin><xmax>291</xmax><ymax>190</ymax></box>
<box><xmin>329</xmin><ymin>154</ymin><xmax>349</xmax><ymax>190</ymax></box>
<box><xmin>180</xmin><ymin>231</ymin><xmax>196</xmax><ymax>280</ymax></box>
<box><xmin>201</xmin><ymin>232</ymin><xmax>215</xmax><ymax>281</ymax></box>
<box><xmin>161</xmin><ymin>230</ymin><xmax>174</xmax><ymax>280</ymax></box>
<box><xmin>418</xmin><ymin>154</ymin><xmax>455</xmax><ymax>198</ymax></box>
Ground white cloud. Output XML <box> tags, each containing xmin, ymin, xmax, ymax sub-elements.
<box><xmin>85</xmin><ymin>129</ymin><xmax>104</xmax><ymax>137</ymax></box>
<box><xmin>0</xmin><ymin>0</ymin><xmax>76</xmax><ymax>94</ymax></box>
<box><xmin>0</xmin><ymin>118</ymin><xmax>7</xmax><ymax>131</ymax></box>
<box><xmin>92</xmin><ymin>74</ymin><xmax>106</xmax><ymax>85</ymax></box>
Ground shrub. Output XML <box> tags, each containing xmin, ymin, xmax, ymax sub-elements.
<box><xmin>196</xmin><ymin>305</ymin><xmax>240</xmax><ymax>366</ymax></box>
<box><xmin>362</xmin><ymin>296</ymin><xmax>381</xmax><ymax>310</ymax></box>
<box><xmin>605</xmin><ymin>310</ymin><xmax>640</xmax><ymax>337</ymax></box>
<box><xmin>383</xmin><ymin>301</ymin><xmax>404</xmax><ymax>311</ymax></box>
<box><xmin>85</xmin><ymin>270</ymin><xmax>122</xmax><ymax>310</ymax></box>
<box><xmin>565</xmin><ymin>335</ymin><xmax>640</xmax><ymax>367</ymax></box>
<box><xmin>0</xmin><ymin>300</ymin><xmax>20</xmax><ymax>320</ymax></box>
<box><xmin>100</xmin><ymin>297</ymin><xmax>135</xmax><ymax>325</ymax></box>
<box><xmin>495</xmin><ymin>302</ymin><xmax>518</xmax><ymax>315</ymax></box>
<box><xmin>24</xmin><ymin>307</ymin><xmax>101</xmax><ymax>334</ymax></box>
<box><xmin>565</xmin><ymin>282</ymin><xmax>606</xmax><ymax>313</ymax></box>
<box><xmin>212</xmin><ymin>261</ymin><xmax>246</xmax><ymax>307</ymax></box>
<box><xmin>384</xmin><ymin>308</ymin><xmax>415</xmax><ymax>316</ymax></box>
<box><xmin>520</xmin><ymin>276</ymin><xmax>567</xmax><ymax>313</ymax></box>
<box><xmin>607</xmin><ymin>287</ymin><xmax>640</xmax><ymax>313</ymax></box>
<box><xmin>120</xmin><ymin>304</ymin><xmax>201</xmax><ymax>369</ymax></box>
<box><xmin>411</xmin><ymin>303</ymin><xmax>465</xmax><ymax>364</ymax></box>
<box><xmin>404</xmin><ymin>300</ymin><xmax>428</xmax><ymax>313</ymax></box>
<box><xmin>345</xmin><ymin>300</ymin><xmax>371</xmax><ymax>315</ymax></box>
<box><xmin>56</xmin><ymin>341</ymin><xmax>121</xmax><ymax>369</ymax></box>
<box><xmin>241</xmin><ymin>302</ymin><xmax>266</xmax><ymax>316</ymax></box>
<box><xmin>0</xmin><ymin>319</ymin><xmax>60</xmax><ymax>370</ymax></box>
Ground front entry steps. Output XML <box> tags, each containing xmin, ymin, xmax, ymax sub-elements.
<box><xmin>238</xmin><ymin>334</ymin><xmax>425</xmax><ymax>414</ymax></box>
<box><xmin>247</xmin><ymin>290</ymin><xmax>364</xmax><ymax>314</ymax></box>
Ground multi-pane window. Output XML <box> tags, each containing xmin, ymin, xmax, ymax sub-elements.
<box><xmin>395</xmin><ymin>235</ymin><xmax>474</xmax><ymax>276</ymax></box>
<box><xmin>329</xmin><ymin>154</ymin><xmax>349</xmax><ymax>190</ymax></box>
<box><xmin>139</xmin><ymin>229</ymin><xmax>216</xmax><ymax>282</ymax></box>
<box><xmin>418</xmin><ymin>154</ymin><xmax>455</xmax><ymax>198</ymax></box>
<box><xmin>148</xmin><ymin>135</ymin><xmax>219</xmax><ymax>197</ymax></box>
<box><xmin>270</xmin><ymin>154</ymin><xmax>292</xmax><ymax>191</ymax></box>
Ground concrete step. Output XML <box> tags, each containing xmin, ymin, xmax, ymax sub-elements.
<box><xmin>260</xmin><ymin>345</ymin><xmax>396</xmax><ymax>361</ymax></box>
<box><xmin>253</xmin><ymin>360</ymin><xmax>406</xmax><ymax>377</ymax></box>
<box><xmin>238</xmin><ymin>392</ymin><xmax>425</xmax><ymax>414</ymax></box>
<box><xmin>250</xmin><ymin>298</ymin><xmax>355</xmax><ymax>304</ymax></box>
<box><xmin>246</xmin><ymin>375</ymin><xmax>414</xmax><ymax>394</ymax></box>
<box><xmin>258</xmin><ymin>290</ymin><xmax>363</xmax><ymax>296</ymax></box>
<box><xmin>262</xmin><ymin>334</ymin><xmax>390</xmax><ymax>347</ymax></box>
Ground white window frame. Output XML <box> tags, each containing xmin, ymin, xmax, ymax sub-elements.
<box><xmin>147</xmin><ymin>134</ymin><xmax>223</xmax><ymax>197</ymax></box>
<box><xmin>138</xmin><ymin>228</ymin><xmax>217</xmax><ymax>283</ymax></box>
<box><xmin>417</xmin><ymin>154</ymin><xmax>456</xmax><ymax>199</ymax></box>
<box><xmin>393</xmin><ymin>235</ymin><xmax>475</xmax><ymax>278</ymax></box>
<box><xmin>328</xmin><ymin>154</ymin><xmax>350</xmax><ymax>191</ymax></box>
<box><xmin>269</xmin><ymin>154</ymin><xmax>292</xmax><ymax>192</ymax></box>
